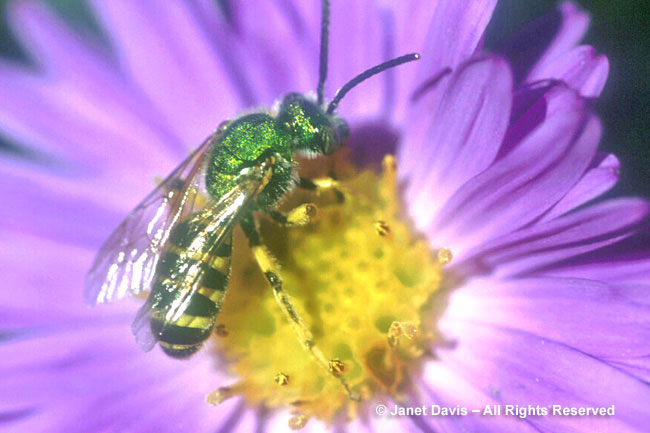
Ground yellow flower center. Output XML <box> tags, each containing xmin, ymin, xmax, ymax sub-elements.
<box><xmin>208</xmin><ymin>152</ymin><xmax>446</xmax><ymax>428</ymax></box>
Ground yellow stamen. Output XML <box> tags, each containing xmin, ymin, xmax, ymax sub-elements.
<box><xmin>275</xmin><ymin>372</ymin><xmax>290</xmax><ymax>386</ymax></box>
<box><xmin>288</xmin><ymin>414</ymin><xmax>309</xmax><ymax>430</ymax></box>
<box><xmin>374</xmin><ymin>220</ymin><xmax>391</xmax><ymax>237</ymax></box>
<box><xmin>437</xmin><ymin>248</ymin><xmax>453</xmax><ymax>265</ymax></box>
<box><xmin>214</xmin><ymin>324</ymin><xmax>229</xmax><ymax>337</ymax></box>
<box><xmin>211</xmin><ymin>152</ymin><xmax>443</xmax><ymax>425</ymax></box>
<box><xmin>328</xmin><ymin>359</ymin><xmax>346</xmax><ymax>376</ymax></box>
<box><xmin>388</xmin><ymin>321</ymin><xmax>418</xmax><ymax>348</ymax></box>
<box><xmin>205</xmin><ymin>384</ymin><xmax>242</xmax><ymax>406</ymax></box>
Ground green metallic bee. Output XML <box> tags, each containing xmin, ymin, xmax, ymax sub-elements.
<box><xmin>85</xmin><ymin>0</ymin><xmax>418</xmax><ymax>393</ymax></box>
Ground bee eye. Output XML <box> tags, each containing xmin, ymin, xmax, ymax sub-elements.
<box><xmin>321</xmin><ymin>130</ymin><xmax>337</xmax><ymax>155</ymax></box>
<box><xmin>337</xmin><ymin>122</ymin><xmax>350</xmax><ymax>140</ymax></box>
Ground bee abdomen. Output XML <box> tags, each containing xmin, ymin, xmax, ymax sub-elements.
<box><xmin>149</xmin><ymin>230</ymin><xmax>233</xmax><ymax>359</ymax></box>
<box><xmin>159</xmin><ymin>342</ymin><xmax>203</xmax><ymax>359</ymax></box>
<box><xmin>152</xmin><ymin>318</ymin><xmax>212</xmax><ymax>359</ymax></box>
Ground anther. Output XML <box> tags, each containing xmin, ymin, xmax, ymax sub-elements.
<box><xmin>328</xmin><ymin>358</ymin><xmax>345</xmax><ymax>376</ymax></box>
<box><xmin>375</xmin><ymin>220</ymin><xmax>391</xmax><ymax>237</ymax></box>
<box><xmin>381</xmin><ymin>155</ymin><xmax>398</xmax><ymax>214</ymax></box>
<box><xmin>382</xmin><ymin>154</ymin><xmax>397</xmax><ymax>175</ymax></box>
<box><xmin>215</xmin><ymin>324</ymin><xmax>229</xmax><ymax>337</ymax></box>
<box><xmin>288</xmin><ymin>413</ymin><xmax>309</xmax><ymax>430</ymax></box>
<box><xmin>275</xmin><ymin>372</ymin><xmax>290</xmax><ymax>386</ymax></box>
<box><xmin>437</xmin><ymin>248</ymin><xmax>453</xmax><ymax>265</ymax></box>
<box><xmin>205</xmin><ymin>385</ymin><xmax>240</xmax><ymax>406</ymax></box>
<box><xmin>388</xmin><ymin>321</ymin><xmax>418</xmax><ymax>347</ymax></box>
<box><xmin>403</xmin><ymin>323</ymin><xmax>418</xmax><ymax>339</ymax></box>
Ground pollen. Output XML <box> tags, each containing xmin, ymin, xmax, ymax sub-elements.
<box><xmin>328</xmin><ymin>358</ymin><xmax>346</xmax><ymax>376</ymax></box>
<box><xmin>211</xmin><ymin>152</ymin><xmax>443</xmax><ymax>427</ymax></box>
<box><xmin>275</xmin><ymin>372</ymin><xmax>290</xmax><ymax>386</ymax></box>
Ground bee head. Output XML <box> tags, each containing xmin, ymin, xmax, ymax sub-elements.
<box><xmin>278</xmin><ymin>93</ymin><xmax>349</xmax><ymax>156</ymax></box>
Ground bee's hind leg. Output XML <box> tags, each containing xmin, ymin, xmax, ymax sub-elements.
<box><xmin>239</xmin><ymin>213</ymin><xmax>358</xmax><ymax>400</ymax></box>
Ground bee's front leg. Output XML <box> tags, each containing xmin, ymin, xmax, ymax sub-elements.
<box><xmin>239</xmin><ymin>213</ymin><xmax>358</xmax><ymax>400</ymax></box>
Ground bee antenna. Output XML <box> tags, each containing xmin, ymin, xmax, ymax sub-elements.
<box><xmin>317</xmin><ymin>0</ymin><xmax>330</xmax><ymax>106</ymax></box>
<box><xmin>326</xmin><ymin>53</ymin><xmax>420</xmax><ymax>115</ymax></box>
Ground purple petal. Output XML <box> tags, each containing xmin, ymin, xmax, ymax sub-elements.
<box><xmin>334</xmin><ymin>410</ymin><xmax>422</xmax><ymax>433</ymax></box>
<box><xmin>529</xmin><ymin>45</ymin><xmax>609</xmax><ymax>97</ymax></box>
<box><xmin>0</xmin><ymin>169</ymin><xmax>121</xmax><ymax>248</ymax></box>
<box><xmin>0</xmin><ymin>156</ymin><xmax>152</xmax><ymax>215</ymax></box>
<box><xmin>542</xmin><ymin>249</ymin><xmax>650</xmax><ymax>286</ymax></box>
<box><xmin>398</xmin><ymin>0</ymin><xmax>498</xmax><ymax>172</ymax></box>
<box><xmin>9</xmin><ymin>1</ymin><xmax>113</xmax><ymax>88</ymax></box>
<box><xmin>267</xmin><ymin>0</ymin><xmax>415</xmax><ymax>120</ymax></box>
<box><xmin>328</xmin><ymin>0</ymin><xmax>386</xmax><ymax>119</ymax></box>
<box><xmin>416</xmin><ymin>0</ymin><xmax>497</xmax><ymax>83</ymax></box>
<box><xmin>382</xmin><ymin>1</ymin><xmax>443</xmax><ymax>122</ymax></box>
<box><xmin>496</xmin><ymin>80</ymin><xmax>559</xmax><ymax>160</ymax></box>
<box><xmin>527</xmin><ymin>2</ymin><xmax>591</xmax><ymax>81</ymax></box>
<box><xmin>429</xmin><ymin>318</ymin><xmax>650</xmax><ymax>432</ymax></box>
<box><xmin>225</xmin><ymin>0</ymin><xmax>317</xmax><ymax>105</ymax></box>
<box><xmin>446</xmin><ymin>276</ymin><xmax>650</xmax><ymax>362</ymax></box>
<box><xmin>0</xmin><ymin>231</ymin><xmax>98</xmax><ymax>316</ymax></box>
<box><xmin>427</xmin><ymin>88</ymin><xmax>597</xmax><ymax>257</ymax></box>
<box><xmin>5</xmin><ymin>1</ymin><xmax>185</xmax><ymax>156</ymax></box>
<box><xmin>182</xmin><ymin>0</ymin><xmax>282</xmax><ymax>107</ymax></box>
<box><xmin>0</xmin><ymin>231</ymin><xmax>141</xmax><ymax>334</ymax></box>
<box><xmin>0</xmin><ymin>62</ymin><xmax>182</xmax><ymax>173</ymax></box>
<box><xmin>499</xmin><ymin>1</ymin><xmax>589</xmax><ymax>85</ymax></box>
<box><xmin>396</xmin><ymin>67</ymin><xmax>452</xmax><ymax>175</ymax></box>
<box><xmin>541</xmin><ymin>152</ymin><xmax>619</xmax><ymax>221</ymax></box>
<box><xmin>413</xmin><ymin>366</ymin><xmax>541</xmax><ymax>433</ymax></box>
<box><xmin>607</xmin><ymin>356</ymin><xmax>650</xmax><ymax>385</ymax></box>
<box><xmin>404</xmin><ymin>56</ymin><xmax>513</xmax><ymax>227</ymax></box>
<box><xmin>463</xmin><ymin>198</ymin><xmax>649</xmax><ymax>277</ymax></box>
<box><xmin>90</xmin><ymin>0</ymin><xmax>241</xmax><ymax>145</ymax></box>
<box><xmin>0</xmin><ymin>322</ymin><xmax>239</xmax><ymax>432</ymax></box>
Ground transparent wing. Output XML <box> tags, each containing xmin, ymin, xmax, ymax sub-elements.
<box><xmin>130</xmin><ymin>159</ymin><xmax>275</xmax><ymax>351</ymax></box>
<box><xmin>84</xmin><ymin>132</ymin><xmax>220</xmax><ymax>305</ymax></box>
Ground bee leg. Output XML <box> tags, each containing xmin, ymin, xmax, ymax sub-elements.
<box><xmin>298</xmin><ymin>177</ymin><xmax>345</xmax><ymax>202</ymax></box>
<box><xmin>240</xmin><ymin>213</ymin><xmax>358</xmax><ymax>400</ymax></box>
<box><xmin>265</xmin><ymin>203</ymin><xmax>318</xmax><ymax>227</ymax></box>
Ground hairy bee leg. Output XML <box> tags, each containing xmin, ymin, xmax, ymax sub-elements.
<box><xmin>299</xmin><ymin>177</ymin><xmax>345</xmax><ymax>202</ymax></box>
<box><xmin>240</xmin><ymin>213</ymin><xmax>358</xmax><ymax>400</ymax></box>
<box><xmin>265</xmin><ymin>203</ymin><xmax>318</xmax><ymax>227</ymax></box>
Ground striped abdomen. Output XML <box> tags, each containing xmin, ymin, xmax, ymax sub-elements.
<box><xmin>148</xmin><ymin>216</ymin><xmax>233</xmax><ymax>358</ymax></box>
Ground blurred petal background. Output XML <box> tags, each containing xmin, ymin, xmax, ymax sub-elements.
<box><xmin>0</xmin><ymin>0</ymin><xmax>649</xmax><ymax>432</ymax></box>
<box><xmin>1</xmin><ymin>0</ymin><xmax>648</xmax><ymax>198</ymax></box>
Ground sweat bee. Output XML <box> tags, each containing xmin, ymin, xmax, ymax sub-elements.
<box><xmin>85</xmin><ymin>0</ymin><xmax>419</xmax><ymax>394</ymax></box>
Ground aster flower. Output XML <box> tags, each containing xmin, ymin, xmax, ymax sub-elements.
<box><xmin>1</xmin><ymin>1</ymin><xmax>649</xmax><ymax>433</ymax></box>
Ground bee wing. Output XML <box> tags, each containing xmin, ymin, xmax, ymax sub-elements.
<box><xmin>131</xmin><ymin>306</ymin><xmax>158</xmax><ymax>352</ymax></box>
<box><xmin>84</xmin><ymin>132</ymin><xmax>220</xmax><ymax>305</ymax></box>
<box><xmin>130</xmin><ymin>159</ymin><xmax>275</xmax><ymax>351</ymax></box>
